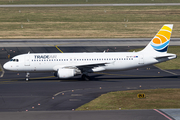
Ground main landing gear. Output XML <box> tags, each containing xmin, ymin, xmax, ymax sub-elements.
<box><xmin>81</xmin><ymin>74</ymin><xmax>90</xmax><ymax>81</ymax></box>
<box><xmin>26</xmin><ymin>72</ymin><xmax>30</xmax><ymax>81</ymax></box>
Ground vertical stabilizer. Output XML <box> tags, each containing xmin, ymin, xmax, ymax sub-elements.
<box><xmin>141</xmin><ymin>24</ymin><xmax>173</xmax><ymax>53</ymax></box>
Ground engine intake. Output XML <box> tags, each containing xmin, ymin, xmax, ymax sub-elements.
<box><xmin>57</xmin><ymin>68</ymin><xmax>75</xmax><ymax>78</ymax></box>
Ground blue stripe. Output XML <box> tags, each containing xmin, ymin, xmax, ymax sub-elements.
<box><xmin>151</xmin><ymin>41</ymin><xmax>169</xmax><ymax>50</ymax></box>
<box><xmin>155</xmin><ymin>46</ymin><xmax>168</xmax><ymax>52</ymax></box>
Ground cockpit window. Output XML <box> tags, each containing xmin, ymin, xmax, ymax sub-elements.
<box><xmin>10</xmin><ymin>59</ymin><xmax>19</xmax><ymax>62</ymax></box>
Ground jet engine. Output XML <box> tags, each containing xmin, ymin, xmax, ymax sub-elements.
<box><xmin>56</xmin><ymin>68</ymin><xmax>76</xmax><ymax>78</ymax></box>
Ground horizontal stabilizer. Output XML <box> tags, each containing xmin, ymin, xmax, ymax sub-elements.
<box><xmin>154</xmin><ymin>54</ymin><xmax>176</xmax><ymax>59</ymax></box>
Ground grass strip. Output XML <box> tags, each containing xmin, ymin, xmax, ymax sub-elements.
<box><xmin>76</xmin><ymin>88</ymin><xmax>180</xmax><ymax>110</ymax></box>
<box><xmin>0</xmin><ymin>6</ymin><xmax>180</xmax><ymax>38</ymax></box>
<box><xmin>1</xmin><ymin>0</ymin><xmax>180</xmax><ymax>5</ymax></box>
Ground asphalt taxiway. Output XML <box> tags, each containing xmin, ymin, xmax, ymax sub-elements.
<box><xmin>0</xmin><ymin>38</ymin><xmax>180</xmax><ymax>47</ymax></box>
<box><xmin>0</xmin><ymin>46</ymin><xmax>180</xmax><ymax>120</ymax></box>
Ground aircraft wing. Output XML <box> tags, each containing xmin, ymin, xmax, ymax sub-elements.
<box><xmin>53</xmin><ymin>62</ymin><xmax>112</xmax><ymax>72</ymax></box>
<box><xmin>73</xmin><ymin>62</ymin><xmax>109</xmax><ymax>72</ymax></box>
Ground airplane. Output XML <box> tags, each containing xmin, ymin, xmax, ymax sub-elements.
<box><xmin>3</xmin><ymin>24</ymin><xmax>176</xmax><ymax>81</ymax></box>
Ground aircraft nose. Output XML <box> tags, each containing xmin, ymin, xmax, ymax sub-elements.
<box><xmin>3</xmin><ymin>62</ymin><xmax>10</xmax><ymax>70</ymax></box>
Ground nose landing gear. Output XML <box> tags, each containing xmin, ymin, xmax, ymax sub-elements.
<box><xmin>26</xmin><ymin>72</ymin><xmax>30</xmax><ymax>81</ymax></box>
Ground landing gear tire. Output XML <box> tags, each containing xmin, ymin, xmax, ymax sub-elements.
<box><xmin>26</xmin><ymin>72</ymin><xmax>30</xmax><ymax>81</ymax></box>
<box><xmin>82</xmin><ymin>74</ymin><xmax>90</xmax><ymax>81</ymax></box>
<box><xmin>26</xmin><ymin>78</ymin><xmax>29</xmax><ymax>81</ymax></box>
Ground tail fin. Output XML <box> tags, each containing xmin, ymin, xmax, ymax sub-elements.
<box><xmin>141</xmin><ymin>24</ymin><xmax>173</xmax><ymax>53</ymax></box>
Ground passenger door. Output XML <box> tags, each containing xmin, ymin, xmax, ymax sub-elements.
<box><xmin>24</xmin><ymin>55</ymin><xmax>30</xmax><ymax>66</ymax></box>
<box><xmin>139</xmin><ymin>55</ymin><xmax>144</xmax><ymax>64</ymax></box>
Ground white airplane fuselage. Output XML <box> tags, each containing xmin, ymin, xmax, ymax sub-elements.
<box><xmin>3</xmin><ymin>52</ymin><xmax>175</xmax><ymax>72</ymax></box>
<box><xmin>3</xmin><ymin>24</ymin><xmax>177</xmax><ymax>80</ymax></box>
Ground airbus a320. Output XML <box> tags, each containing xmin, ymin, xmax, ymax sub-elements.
<box><xmin>3</xmin><ymin>24</ymin><xmax>176</xmax><ymax>81</ymax></box>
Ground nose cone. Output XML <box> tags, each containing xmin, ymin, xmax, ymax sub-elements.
<box><xmin>3</xmin><ymin>62</ymin><xmax>10</xmax><ymax>70</ymax></box>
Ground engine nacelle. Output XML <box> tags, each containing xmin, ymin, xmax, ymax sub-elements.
<box><xmin>57</xmin><ymin>68</ymin><xmax>75</xmax><ymax>78</ymax></box>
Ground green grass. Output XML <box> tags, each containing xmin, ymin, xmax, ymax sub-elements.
<box><xmin>129</xmin><ymin>46</ymin><xmax>180</xmax><ymax>70</ymax></box>
<box><xmin>1</xmin><ymin>6</ymin><xmax>180</xmax><ymax>22</ymax></box>
<box><xmin>1</xmin><ymin>0</ymin><xmax>180</xmax><ymax>4</ymax></box>
<box><xmin>76</xmin><ymin>88</ymin><xmax>180</xmax><ymax>110</ymax></box>
<box><xmin>0</xmin><ymin>6</ymin><xmax>180</xmax><ymax>38</ymax></box>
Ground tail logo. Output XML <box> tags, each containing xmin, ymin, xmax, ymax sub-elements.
<box><xmin>151</xmin><ymin>25</ymin><xmax>172</xmax><ymax>52</ymax></box>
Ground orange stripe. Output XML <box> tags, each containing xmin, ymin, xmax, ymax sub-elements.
<box><xmin>153</xmin><ymin>38</ymin><xmax>161</xmax><ymax>44</ymax></box>
<box><xmin>157</xmin><ymin>31</ymin><xmax>171</xmax><ymax>40</ymax></box>
<box><xmin>156</xmin><ymin>35</ymin><xmax>167</xmax><ymax>43</ymax></box>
